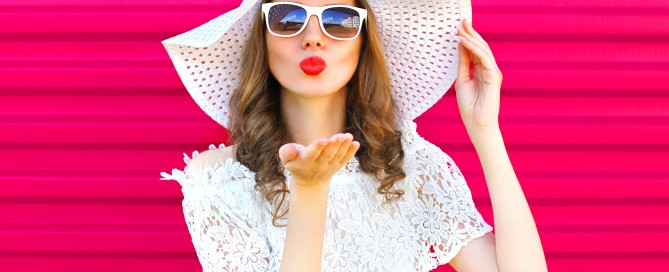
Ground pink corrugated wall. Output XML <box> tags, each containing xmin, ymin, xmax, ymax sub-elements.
<box><xmin>1</xmin><ymin>0</ymin><xmax>667</xmax><ymax>271</ymax></box>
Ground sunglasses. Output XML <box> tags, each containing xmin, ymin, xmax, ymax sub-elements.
<box><xmin>261</xmin><ymin>2</ymin><xmax>368</xmax><ymax>41</ymax></box>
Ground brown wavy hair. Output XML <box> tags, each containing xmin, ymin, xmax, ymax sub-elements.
<box><xmin>228</xmin><ymin>0</ymin><xmax>406</xmax><ymax>227</ymax></box>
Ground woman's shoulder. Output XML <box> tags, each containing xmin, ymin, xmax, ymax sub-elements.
<box><xmin>185</xmin><ymin>144</ymin><xmax>236</xmax><ymax>177</ymax></box>
<box><xmin>160</xmin><ymin>143</ymin><xmax>255</xmax><ymax>188</ymax></box>
<box><xmin>399</xmin><ymin>119</ymin><xmax>423</xmax><ymax>153</ymax></box>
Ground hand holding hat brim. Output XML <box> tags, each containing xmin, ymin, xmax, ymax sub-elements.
<box><xmin>455</xmin><ymin>19</ymin><xmax>504</xmax><ymax>131</ymax></box>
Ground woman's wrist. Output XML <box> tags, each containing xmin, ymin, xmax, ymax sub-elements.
<box><xmin>290</xmin><ymin>177</ymin><xmax>331</xmax><ymax>195</ymax></box>
<box><xmin>466</xmin><ymin>124</ymin><xmax>502</xmax><ymax>147</ymax></box>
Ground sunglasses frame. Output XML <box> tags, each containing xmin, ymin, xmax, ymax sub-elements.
<box><xmin>261</xmin><ymin>2</ymin><xmax>368</xmax><ymax>41</ymax></box>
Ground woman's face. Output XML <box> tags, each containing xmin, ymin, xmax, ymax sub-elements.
<box><xmin>265</xmin><ymin>0</ymin><xmax>363</xmax><ymax>98</ymax></box>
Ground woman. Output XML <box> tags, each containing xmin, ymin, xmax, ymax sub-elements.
<box><xmin>161</xmin><ymin>0</ymin><xmax>547</xmax><ymax>271</ymax></box>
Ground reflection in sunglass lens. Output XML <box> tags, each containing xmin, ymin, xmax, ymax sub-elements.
<box><xmin>268</xmin><ymin>4</ymin><xmax>307</xmax><ymax>35</ymax></box>
<box><xmin>267</xmin><ymin>4</ymin><xmax>361</xmax><ymax>39</ymax></box>
<box><xmin>322</xmin><ymin>7</ymin><xmax>361</xmax><ymax>39</ymax></box>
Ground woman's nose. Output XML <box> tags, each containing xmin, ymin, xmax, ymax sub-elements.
<box><xmin>302</xmin><ymin>15</ymin><xmax>324</xmax><ymax>48</ymax></box>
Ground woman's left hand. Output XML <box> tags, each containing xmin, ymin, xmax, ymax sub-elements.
<box><xmin>455</xmin><ymin>18</ymin><xmax>503</xmax><ymax>132</ymax></box>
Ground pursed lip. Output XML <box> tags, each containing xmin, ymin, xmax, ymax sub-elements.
<box><xmin>299</xmin><ymin>56</ymin><xmax>327</xmax><ymax>76</ymax></box>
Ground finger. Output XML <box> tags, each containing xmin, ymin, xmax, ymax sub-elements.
<box><xmin>332</xmin><ymin>133</ymin><xmax>353</xmax><ymax>163</ymax></box>
<box><xmin>304</xmin><ymin>138</ymin><xmax>328</xmax><ymax>160</ymax></box>
<box><xmin>317</xmin><ymin>134</ymin><xmax>345</xmax><ymax>163</ymax></box>
<box><xmin>457</xmin><ymin>26</ymin><xmax>492</xmax><ymax>61</ymax></box>
<box><xmin>279</xmin><ymin>144</ymin><xmax>300</xmax><ymax>165</ymax></box>
<box><xmin>462</xmin><ymin>19</ymin><xmax>490</xmax><ymax>50</ymax></box>
<box><xmin>455</xmin><ymin>42</ymin><xmax>471</xmax><ymax>88</ymax></box>
<box><xmin>339</xmin><ymin>140</ymin><xmax>360</xmax><ymax>165</ymax></box>
<box><xmin>458</xmin><ymin>22</ymin><xmax>498</xmax><ymax>70</ymax></box>
<box><xmin>458</xmin><ymin>34</ymin><xmax>498</xmax><ymax>73</ymax></box>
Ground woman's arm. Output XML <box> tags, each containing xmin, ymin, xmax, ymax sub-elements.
<box><xmin>468</xmin><ymin>126</ymin><xmax>547</xmax><ymax>271</ymax></box>
<box><xmin>279</xmin><ymin>181</ymin><xmax>330</xmax><ymax>272</ymax></box>
<box><xmin>279</xmin><ymin>133</ymin><xmax>360</xmax><ymax>272</ymax></box>
<box><xmin>450</xmin><ymin>18</ymin><xmax>547</xmax><ymax>271</ymax></box>
<box><xmin>278</xmin><ymin>133</ymin><xmax>358</xmax><ymax>272</ymax></box>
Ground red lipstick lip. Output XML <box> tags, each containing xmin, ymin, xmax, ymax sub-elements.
<box><xmin>299</xmin><ymin>56</ymin><xmax>327</xmax><ymax>76</ymax></box>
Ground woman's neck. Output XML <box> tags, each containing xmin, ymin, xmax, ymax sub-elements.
<box><xmin>280</xmin><ymin>87</ymin><xmax>347</xmax><ymax>147</ymax></box>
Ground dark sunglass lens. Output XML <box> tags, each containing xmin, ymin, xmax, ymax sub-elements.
<box><xmin>322</xmin><ymin>7</ymin><xmax>361</xmax><ymax>39</ymax></box>
<box><xmin>268</xmin><ymin>4</ymin><xmax>307</xmax><ymax>35</ymax></box>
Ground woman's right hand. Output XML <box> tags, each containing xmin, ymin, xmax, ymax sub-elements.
<box><xmin>279</xmin><ymin>133</ymin><xmax>359</xmax><ymax>189</ymax></box>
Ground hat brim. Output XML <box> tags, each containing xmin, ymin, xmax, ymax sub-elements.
<box><xmin>162</xmin><ymin>0</ymin><xmax>472</xmax><ymax>129</ymax></box>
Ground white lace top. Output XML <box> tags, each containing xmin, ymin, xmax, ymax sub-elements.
<box><xmin>160</xmin><ymin>120</ymin><xmax>493</xmax><ymax>272</ymax></box>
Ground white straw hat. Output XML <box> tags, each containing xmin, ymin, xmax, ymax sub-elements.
<box><xmin>162</xmin><ymin>0</ymin><xmax>472</xmax><ymax>129</ymax></box>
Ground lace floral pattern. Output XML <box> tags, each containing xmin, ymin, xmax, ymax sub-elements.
<box><xmin>160</xmin><ymin>119</ymin><xmax>493</xmax><ymax>272</ymax></box>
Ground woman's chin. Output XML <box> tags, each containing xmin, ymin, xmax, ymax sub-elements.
<box><xmin>283</xmin><ymin>86</ymin><xmax>342</xmax><ymax>98</ymax></box>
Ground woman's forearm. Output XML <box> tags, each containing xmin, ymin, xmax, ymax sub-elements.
<box><xmin>469</xmin><ymin>126</ymin><xmax>548</xmax><ymax>272</ymax></box>
<box><xmin>279</xmin><ymin>181</ymin><xmax>330</xmax><ymax>272</ymax></box>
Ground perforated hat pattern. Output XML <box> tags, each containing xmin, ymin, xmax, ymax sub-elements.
<box><xmin>162</xmin><ymin>0</ymin><xmax>472</xmax><ymax>129</ymax></box>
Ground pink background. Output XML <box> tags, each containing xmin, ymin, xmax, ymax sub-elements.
<box><xmin>1</xmin><ymin>0</ymin><xmax>669</xmax><ymax>271</ymax></box>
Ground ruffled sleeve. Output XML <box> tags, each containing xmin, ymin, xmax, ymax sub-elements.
<box><xmin>400</xmin><ymin>120</ymin><xmax>494</xmax><ymax>270</ymax></box>
<box><xmin>159</xmin><ymin>144</ymin><xmax>273</xmax><ymax>272</ymax></box>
